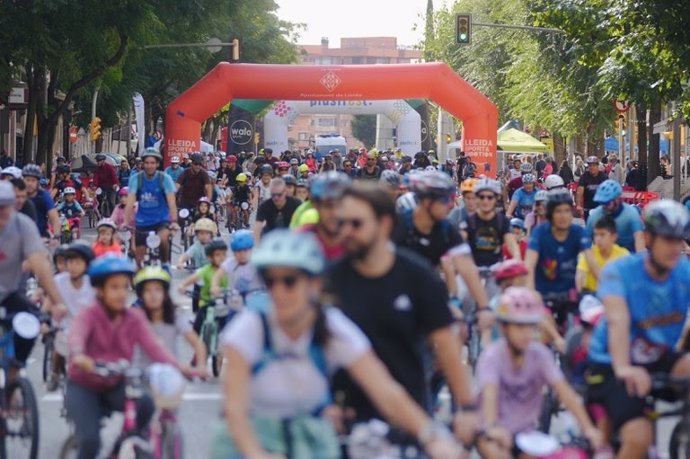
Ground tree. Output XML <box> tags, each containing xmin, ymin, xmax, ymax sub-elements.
<box><xmin>351</xmin><ymin>115</ymin><xmax>377</xmax><ymax>148</ymax></box>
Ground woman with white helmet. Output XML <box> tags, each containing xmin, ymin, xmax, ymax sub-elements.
<box><xmin>211</xmin><ymin>229</ymin><xmax>464</xmax><ymax>459</ymax></box>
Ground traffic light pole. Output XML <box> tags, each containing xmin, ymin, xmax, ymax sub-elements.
<box><xmin>91</xmin><ymin>82</ymin><xmax>101</xmax><ymax>153</ymax></box>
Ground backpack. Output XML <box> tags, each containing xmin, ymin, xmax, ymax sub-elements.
<box><xmin>136</xmin><ymin>171</ymin><xmax>165</xmax><ymax>201</ymax></box>
<box><xmin>251</xmin><ymin>311</ymin><xmax>331</xmax><ymax>413</ymax></box>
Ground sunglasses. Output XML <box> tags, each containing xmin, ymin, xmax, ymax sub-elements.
<box><xmin>338</xmin><ymin>217</ymin><xmax>364</xmax><ymax>230</ymax></box>
<box><xmin>271</xmin><ymin>192</ymin><xmax>285</xmax><ymax>198</ymax></box>
<box><xmin>477</xmin><ymin>194</ymin><xmax>496</xmax><ymax>201</ymax></box>
<box><xmin>262</xmin><ymin>274</ymin><xmax>300</xmax><ymax>290</ymax></box>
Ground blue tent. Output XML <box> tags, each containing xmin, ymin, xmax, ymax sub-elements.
<box><xmin>604</xmin><ymin>136</ymin><xmax>619</xmax><ymax>152</ymax></box>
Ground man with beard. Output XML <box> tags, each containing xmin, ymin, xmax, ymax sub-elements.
<box><xmin>325</xmin><ymin>182</ymin><xmax>477</xmax><ymax>450</ymax></box>
<box><xmin>298</xmin><ymin>172</ymin><xmax>349</xmax><ymax>262</ymax></box>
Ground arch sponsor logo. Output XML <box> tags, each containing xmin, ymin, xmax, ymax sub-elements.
<box><xmin>230</xmin><ymin>120</ymin><xmax>253</xmax><ymax>145</ymax></box>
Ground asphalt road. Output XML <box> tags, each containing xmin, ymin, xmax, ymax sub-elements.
<box><xmin>23</xmin><ymin>221</ymin><xmax>681</xmax><ymax>458</ymax></box>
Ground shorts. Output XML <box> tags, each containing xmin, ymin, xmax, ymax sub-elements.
<box><xmin>586</xmin><ymin>352</ymin><xmax>683</xmax><ymax>430</ymax></box>
<box><xmin>135</xmin><ymin>223</ymin><xmax>169</xmax><ymax>246</ymax></box>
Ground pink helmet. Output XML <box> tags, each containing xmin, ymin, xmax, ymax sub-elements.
<box><xmin>493</xmin><ymin>259</ymin><xmax>529</xmax><ymax>282</ymax></box>
<box><xmin>198</xmin><ymin>197</ymin><xmax>211</xmax><ymax>205</ymax></box>
<box><xmin>496</xmin><ymin>287</ymin><xmax>545</xmax><ymax>324</ymax></box>
<box><xmin>118</xmin><ymin>187</ymin><xmax>129</xmax><ymax>197</ymax></box>
<box><xmin>579</xmin><ymin>295</ymin><xmax>604</xmax><ymax>326</ymax></box>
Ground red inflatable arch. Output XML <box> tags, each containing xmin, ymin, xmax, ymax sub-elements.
<box><xmin>165</xmin><ymin>62</ymin><xmax>498</xmax><ymax>174</ymax></box>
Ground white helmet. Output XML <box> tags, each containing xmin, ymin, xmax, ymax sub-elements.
<box><xmin>170</xmin><ymin>156</ymin><xmax>181</xmax><ymax>164</ymax></box>
<box><xmin>0</xmin><ymin>166</ymin><xmax>22</xmax><ymax>179</ymax></box>
<box><xmin>396</xmin><ymin>192</ymin><xmax>417</xmax><ymax>212</ymax></box>
<box><xmin>63</xmin><ymin>187</ymin><xmax>76</xmax><ymax>195</ymax></box>
<box><xmin>473</xmin><ymin>178</ymin><xmax>501</xmax><ymax>195</ymax></box>
<box><xmin>544</xmin><ymin>174</ymin><xmax>565</xmax><ymax>190</ymax></box>
<box><xmin>147</xmin><ymin>363</ymin><xmax>186</xmax><ymax>409</ymax></box>
<box><xmin>535</xmin><ymin>190</ymin><xmax>549</xmax><ymax>202</ymax></box>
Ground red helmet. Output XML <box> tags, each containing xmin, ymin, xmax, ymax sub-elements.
<box><xmin>227</xmin><ymin>155</ymin><xmax>237</xmax><ymax>163</ymax></box>
<box><xmin>493</xmin><ymin>259</ymin><xmax>529</xmax><ymax>282</ymax></box>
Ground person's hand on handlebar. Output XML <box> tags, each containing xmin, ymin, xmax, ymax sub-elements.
<box><xmin>583</xmin><ymin>425</ymin><xmax>604</xmax><ymax>451</ymax></box>
<box><xmin>169</xmin><ymin>222</ymin><xmax>180</xmax><ymax>232</ymax></box>
<box><xmin>616</xmin><ymin>365</ymin><xmax>651</xmax><ymax>397</ymax></box>
<box><xmin>424</xmin><ymin>435</ymin><xmax>467</xmax><ymax>459</ymax></box>
<box><xmin>72</xmin><ymin>354</ymin><xmax>95</xmax><ymax>373</ymax></box>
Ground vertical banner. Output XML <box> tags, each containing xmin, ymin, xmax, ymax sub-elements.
<box><xmin>133</xmin><ymin>92</ymin><xmax>145</xmax><ymax>157</ymax></box>
<box><xmin>227</xmin><ymin>105</ymin><xmax>256</xmax><ymax>155</ymax></box>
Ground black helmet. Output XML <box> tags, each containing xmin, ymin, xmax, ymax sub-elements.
<box><xmin>546</xmin><ymin>189</ymin><xmax>573</xmax><ymax>220</ymax></box>
<box><xmin>22</xmin><ymin>164</ymin><xmax>42</xmax><ymax>179</ymax></box>
<box><xmin>56</xmin><ymin>165</ymin><xmax>71</xmax><ymax>174</ymax></box>
<box><xmin>644</xmin><ymin>199</ymin><xmax>690</xmax><ymax>239</ymax></box>
<box><xmin>282</xmin><ymin>174</ymin><xmax>297</xmax><ymax>186</ymax></box>
<box><xmin>205</xmin><ymin>239</ymin><xmax>228</xmax><ymax>256</ymax></box>
<box><xmin>95</xmin><ymin>154</ymin><xmax>107</xmax><ymax>162</ymax></box>
<box><xmin>64</xmin><ymin>241</ymin><xmax>95</xmax><ymax>264</ymax></box>
<box><xmin>259</xmin><ymin>164</ymin><xmax>274</xmax><ymax>176</ymax></box>
<box><xmin>53</xmin><ymin>244</ymin><xmax>69</xmax><ymax>265</ymax></box>
<box><xmin>189</xmin><ymin>153</ymin><xmax>204</xmax><ymax>165</ymax></box>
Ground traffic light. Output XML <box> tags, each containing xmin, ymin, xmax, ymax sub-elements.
<box><xmin>456</xmin><ymin>14</ymin><xmax>472</xmax><ymax>45</ymax></box>
<box><xmin>254</xmin><ymin>132</ymin><xmax>260</xmax><ymax>144</ymax></box>
<box><xmin>231</xmin><ymin>38</ymin><xmax>240</xmax><ymax>62</ymax></box>
<box><xmin>90</xmin><ymin>117</ymin><xmax>101</xmax><ymax>141</ymax></box>
<box><xmin>445</xmin><ymin>133</ymin><xmax>452</xmax><ymax>144</ymax></box>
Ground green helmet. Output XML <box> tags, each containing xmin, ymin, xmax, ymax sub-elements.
<box><xmin>252</xmin><ymin>229</ymin><xmax>324</xmax><ymax>275</ymax></box>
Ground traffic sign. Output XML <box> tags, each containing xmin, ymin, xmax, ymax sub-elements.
<box><xmin>614</xmin><ymin>100</ymin><xmax>630</xmax><ymax>113</ymax></box>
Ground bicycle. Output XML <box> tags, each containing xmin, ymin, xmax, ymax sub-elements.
<box><xmin>177</xmin><ymin>209</ymin><xmax>193</xmax><ymax>250</ymax></box>
<box><xmin>186</xmin><ymin>292</ymin><xmax>231</xmax><ymax>377</ymax></box>
<box><xmin>0</xmin><ymin>308</ymin><xmax>42</xmax><ymax>459</ymax></box>
<box><xmin>647</xmin><ymin>374</ymin><xmax>690</xmax><ymax>459</ymax></box>
<box><xmin>59</xmin><ymin>360</ymin><xmax>154</xmax><ymax>459</ymax></box>
<box><xmin>39</xmin><ymin>314</ymin><xmax>59</xmax><ymax>384</ymax></box>
<box><xmin>97</xmin><ymin>188</ymin><xmax>114</xmax><ymax>218</ymax></box>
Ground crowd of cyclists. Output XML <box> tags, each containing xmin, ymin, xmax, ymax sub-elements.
<box><xmin>0</xmin><ymin>144</ymin><xmax>689</xmax><ymax>459</ymax></box>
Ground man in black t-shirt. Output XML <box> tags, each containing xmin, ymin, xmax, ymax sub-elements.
<box><xmin>356</xmin><ymin>152</ymin><xmax>381</xmax><ymax>180</ymax></box>
<box><xmin>391</xmin><ymin>171</ymin><xmax>489</xmax><ymax>310</ymax></box>
<box><xmin>461</xmin><ymin>178</ymin><xmax>520</xmax><ymax>267</ymax></box>
<box><xmin>253</xmin><ymin>177</ymin><xmax>300</xmax><ymax>241</ymax></box>
<box><xmin>326</xmin><ymin>182</ymin><xmax>477</xmax><ymax>444</ymax></box>
<box><xmin>576</xmin><ymin>156</ymin><xmax>608</xmax><ymax>220</ymax></box>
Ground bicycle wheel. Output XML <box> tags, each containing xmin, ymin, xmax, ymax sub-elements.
<box><xmin>201</xmin><ymin>325</ymin><xmax>213</xmax><ymax>369</ymax></box>
<box><xmin>212</xmin><ymin>353</ymin><xmax>223</xmax><ymax>378</ymax></box>
<box><xmin>42</xmin><ymin>334</ymin><xmax>54</xmax><ymax>383</ymax></box>
<box><xmin>4</xmin><ymin>377</ymin><xmax>39</xmax><ymax>459</ymax></box>
<box><xmin>670</xmin><ymin>421</ymin><xmax>690</xmax><ymax>459</ymax></box>
<box><xmin>58</xmin><ymin>434</ymin><xmax>78</xmax><ymax>459</ymax></box>
<box><xmin>538</xmin><ymin>389</ymin><xmax>557</xmax><ymax>434</ymax></box>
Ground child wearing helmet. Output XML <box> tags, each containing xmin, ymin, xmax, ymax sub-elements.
<box><xmin>132</xmin><ymin>267</ymin><xmax>208</xmax><ymax>377</ymax></box>
<box><xmin>210</xmin><ymin>230</ymin><xmax>262</xmax><ymax>304</ymax></box>
<box><xmin>506</xmin><ymin>174</ymin><xmax>537</xmax><ymax>220</ymax></box>
<box><xmin>110</xmin><ymin>186</ymin><xmax>135</xmax><ymax>231</ymax></box>
<box><xmin>523</xmin><ymin>189</ymin><xmax>548</xmax><ymax>237</ymax></box>
<box><xmin>503</xmin><ymin>218</ymin><xmax>527</xmax><ymax>260</ymax></box>
<box><xmin>66</xmin><ymin>255</ymin><xmax>192</xmax><ymax>459</ymax></box>
<box><xmin>178</xmin><ymin>240</ymin><xmax>230</xmax><ymax>334</ymax></box>
<box><xmin>230</xmin><ymin>173</ymin><xmax>252</xmax><ymax>230</ymax></box>
<box><xmin>57</xmin><ymin>187</ymin><xmax>85</xmax><ymax>220</ymax></box>
<box><xmin>475</xmin><ymin>287</ymin><xmax>602</xmax><ymax>459</ymax></box>
<box><xmin>176</xmin><ymin>218</ymin><xmax>216</xmax><ymax>272</ymax></box>
<box><xmin>189</xmin><ymin>197</ymin><xmax>218</xmax><ymax>237</ymax></box>
<box><xmin>92</xmin><ymin>218</ymin><xmax>122</xmax><ymax>258</ymax></box>
<box><xmin>45</xmin><ymin>242</ymin><xmax>96</xmax><ymax>391</ymax></box>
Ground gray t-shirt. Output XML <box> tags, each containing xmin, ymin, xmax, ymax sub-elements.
<box><xmin>133</xmin><ymin>312</ymin><xmax>193</xmax><ymax>368</ymax></box>
<box><xmin>0</xmin><ymin>212</ymin><xmax>46</xmax><ymax>303</ymax></box>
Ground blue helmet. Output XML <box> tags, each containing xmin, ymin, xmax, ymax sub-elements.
<box><xmin>593</xmin><ymin>180</ymin><xmax>622</xmax><ymax>204</ymax></box>
<box><xmin>510</xmin><ymin>218</ymin><xmax>525</xmax><ymax>230</ymax></box>
<box><xmin>88</xmin><ymin>255</ymin><xmax>136</xmax><ymax>286</ymax></box>
<box><xmin>309</xmin><ymin>171</ymin><xmax>350</xmax><ymax>201</ymax></box>
<box><xmin>230</xmin><ymin>230</ymin><xmax>254</xmax><ymax>252</ymax></box>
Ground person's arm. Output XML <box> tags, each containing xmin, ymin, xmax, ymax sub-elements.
<box><xmin>223</xmin><ymin>346</ymin><xmax>281</xmax><ymax>458</ymax></box>
<box><xmin>75</xmin><ymin>201</ymin><xmax>85</xmax><ymax>217</ymax></box>
<box><xmin>524</xmin><ymin>249</ymin><xmax>539</xmax><ymax>290</ymax></box>
<box><xmin>183</xmin><ymin>330</ymin><xmax>208</xmax><ymax>374</ymax></box>
<box><xmin>575</xmin><ymin>267</ymin><xmax>586</xmax><ymax>292</ymax></box>
<box><xmin>582</xmin><ymin>248</ymin><xmax>600</xmax><ymax>280</ymax></box>
<box><xmin>347</xmin><ymin>351</ymin><xmax>463</xmax><ymax>457</ymax></box>
<box><xmin>634</xmin><ymin>231</ymin><xmax>645</xmax><ymax>253</ymax></box>
<box><xmin>48</xmin><ymin>208</ymin><xmax>61</xmax><ymax>237</ymax></box>
<box><xmin>552</xmin><ymin>379</ymin><xmax>603</xmax><ymax>449</ymax></box>
<box><xmin>211</xmin><ymin>265</ymin><xmax>228</xmax><ymax>298</ymax></box>
<box><xmin>452</xmin><ymin>254</ymin><xmax>489</xmax><ymax>310</ymax></box>
<box><xmin>28</xmin><ymin>252</ymin><xmax>65</xmax><ymax>311</ymax></box>
<box><xmin>177</xmin><ymin>272</ymin><xmax>200</xmax><ymax>294</ymax></box>
<box><xmin>440</xmin><ymin>256</ymin><xmax>458</xmax><ymax>297</ymax></box>
<box><xmin>576</xmin><ymin>185</ymin><xmax>585</xmax><ymax>209</ymax></box>
<box><xmin>505</xmin><ymin>198</ymin><xmax>517</xmax><ymax>218</ymax></box>
<box><xmin>166</xmin><ymin>192</ymin><xmax>178</xmax><ymax>225</ymax></box>
<box><xmin>503</xmin><ymin>232</ymin><xmax>521</xmax><ymax>261</ymax></box>
<box><xmin>205</xmin><ymin>180</ymin><xmax>213</xmax><ymax>201</ymax></box>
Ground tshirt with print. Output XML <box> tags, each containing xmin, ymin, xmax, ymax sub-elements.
<box><xmin>528</xmin><ymin>223</ymin><xmax>591</xmax><ymax>295</ymax></box>
<box><xmin>511</xmin><ymin>187</ymin><xmax>537</xmax><ymax>219</ymax></box>
<box><xmin>128</xmin><ymin>171</ymin><xmax>175</xmax><ymax>227</ymax></box>
<box><xmin>325</xmin><ymin>248</ymin><xmax>453</xmax><ymax>420</ymax></box>
<box><xmin>255</xmin><ymin>196</ymin><xmax>301</xmax><ymax>236</ymax></box>
<box><xmin>0</xmin><ymin>212</ymin><xmax>46</xmax><ymax>302</ymax></box>
<box><xmin>578</xmin><ymin>171</ymin><xmax>608</xmax><ymax>210</ymax></box>
<box><xmin>588</xmin><ymin>254</ymin><xmax>690</xmax><ymax>365</ymax></box>
<box><xmin>477</xmin><ymin>339</ymin><xmax>564</xmax><ymax>434</ymax></box>
<box><xmin>463</xmin><ymin>212</ymin><xmax>510</xmax><ymax>267</ymax></box>
<box><xmin>221</xmin><ymin>307</ymin><xmax>370</xmax><ymax>418</ymax></box>
<box><xmin>391</xmin><ymin>211</ymin><xmax>470</xmax><ymax>267</ymax></box>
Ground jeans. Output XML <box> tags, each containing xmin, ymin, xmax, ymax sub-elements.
<box><xmin>65</xmin><ymin>380</ymin><xmax>155</xmax><ymax>459</ymax></box>
<box><xmin>1</xmin><ymin>291</ymin><xmax>38</xmax><ymax>364</ymax></box>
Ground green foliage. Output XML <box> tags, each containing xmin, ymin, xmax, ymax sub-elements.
<box><xmin>351</xmin><ymin>115</ymin><xmax>377</xmax><ymax>148</ymax></box>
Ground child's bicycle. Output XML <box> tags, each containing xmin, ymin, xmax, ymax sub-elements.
<box><xmin>59</xmin><ymin>360</ymin><xmax>154</xmax><ymax>459</ymax></box>
<box><xmin>185</xmin><ymin>292</ymin><xmax>232</xmax><ymax>377</ymax></box>
<box><xmin>0</xmin><ymin>308</ymin><xmax>42</xmax><ymax>459</ymax></box>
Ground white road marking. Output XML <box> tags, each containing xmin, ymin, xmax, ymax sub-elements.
<box><xmin>42</xmin><ymin>392</ymin><xmax>223</xmax><ymax>402</ymax></box>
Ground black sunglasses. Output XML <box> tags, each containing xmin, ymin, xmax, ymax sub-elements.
<box><xmin>262</xmin><ymin>274</ymin><xmax>299</xmax><ymax>290</ymax></box>
<box><xmin>477</xmin><ymin>194</ymin><xmax>496</xmax><ymax>201</ymax></box>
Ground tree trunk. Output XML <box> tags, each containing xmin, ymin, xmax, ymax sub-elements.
<box><xmin>22</xmin><ymin>65</ymin><xmax>42</xmax><ymax>165</ymax></box>
<box><xmin>647</xmin><ymin>98</ymin><xmax>661</xmax><ymax>185</ymax></box>
<box><xmin>636</xmin><ymin>102</ymin><xmax>647</xmax><ymax>167</ymax></box>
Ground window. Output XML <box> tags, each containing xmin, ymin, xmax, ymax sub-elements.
<box><xmin>376</xmin><ymin>57</ymin><xmax>390</xmax><ymax>64</ymax></box>
<box><xmin>351</xmin><ymin>57</ymin><xmax>363</xmax><ymax>64</ymax></box>
<box><xmin>366</xmin><ymin>57</ymin><xmax>377</xmax><ymax>64</ymax></box>
<box><xmin>317</xmin><ymin>118</ymin><xmax>336</xmax><ymax>128</ymax></box>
